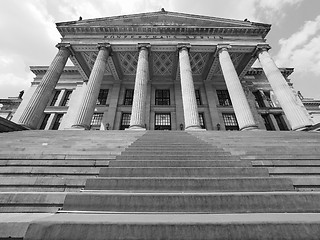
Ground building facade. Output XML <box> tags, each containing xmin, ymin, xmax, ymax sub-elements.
<box><xmin>12</xmin><ymin>11</ymin><xmax>318</xmax><ymax>131</ymax></box>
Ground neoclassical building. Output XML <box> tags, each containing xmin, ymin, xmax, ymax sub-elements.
<box><xmin>12</xmin><ymin>10</ymin><xmax>318</xmax><ymax>131</ymax></box>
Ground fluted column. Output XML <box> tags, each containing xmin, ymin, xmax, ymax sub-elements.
<box><xmin>71</xmin><ymin>43</ymin><xmax>110</xmax><ymax>130</ymax></box>
<box><xmin>17</xmin><ymin>43</ymin><xmax>71</xmax><ymax>129</ymax></box>
<box><xmin>129</xmin><ymin>44</ymin><xmax>150</xmax><ymax>130</ymax></box>
<box><xmin>257</xmin><ymin>45</ymin><xmax>313</xmax><ymax>130</ymax></box>
<box><xmin>178</xmin><ymin>45</ymin><xmax>201</xmax><ymax>130</ymax></box>
<box><xmin>218</xmin><ymin>45</ymin><xmax>257</xmax><ymax>130</ymax></box>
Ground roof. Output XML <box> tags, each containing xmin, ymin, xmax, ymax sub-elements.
<box><xmin>56</xmin><ymin>10</ymin><xmax>271</xmax><ymax>38</ymax></box>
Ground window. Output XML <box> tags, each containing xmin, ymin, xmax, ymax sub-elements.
<box><xmin>90</xmin><ymin>113</ymin><xmax>103</xmax><ymax>130</ymax></box>
<box><xmin>39</xmin><ymin>114</ymin><xmax>50</xmax><ymax>130</ymax></box>
<box><xmin>155</xmin><ymin>89</ymin><xmax>170</xmax><ymax>105</ymax></box>
<box><xmin>195</xmin><ymin>90</ymin><xmax>202</xmax><ymax>105</ymax></box>
<box><xmin>97</xmin><ymin>89</ymin><xmax>109</xmax><ymax>105</ymax></box>
<box><xmin>222</xmin><ymin>113</ymin><xmax>239</xmax><ymax>131</ymax></box>
<box><xmin>261</xmin><ymin>114</ymin><xmax>273</xmax><ymax>131</ymax></box>
<box><xmin>123</xmin><ymin>89</ymin><xmax>134</xmax><ymax>105</ymax></box>
<box><xmin>155</xmin><ymin>113</ymin><xmax>171</xmax><ymax>130</ymax></box>
<box><xmin>120</xmin><ymin>113</ymin><xmax>131</xmax><ymax>130</ymax></box>
<box><xmin>61</xmin><ymin>90</ymin><xmax>72</xmax><ymax>106</ymax></box>
<box><xmin>52</xmin><ymin>114</ymin><xmax>63</xmax><ymax>130</ymax></box>
<box><xmin>253</xmin><ymin>91</ymin><xmax>265</xmax><ymax>108</ymax></box>
<box><xmin>50</xmin><ymin>90</ymin><xmax>61</xmax><ymax>106</ymax></box>
<box><xmin>217</xmin><ymin>90</ymin><xmax>232</xmax><ymax>106</ymax></box>
<box><xmin>199</xmin><ymin>113</ymin><xmax>205</xmax><ymax>129</ymax></box>
<box><xmin>274</xmin><ymin>114</ymin><xmax>289</xmax><ymax>131</ymax></box>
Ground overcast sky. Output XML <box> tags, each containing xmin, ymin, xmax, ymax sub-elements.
<box><xmin>0</xmin><ymin>0</ymin><xmax>319</xmax><ymax>99</ymax></box>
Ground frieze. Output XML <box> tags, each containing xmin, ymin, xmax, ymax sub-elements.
<box><xmin>103</xmin><ymin>34</ymin><xmax>225</xmax><ymax>40</ymax></box>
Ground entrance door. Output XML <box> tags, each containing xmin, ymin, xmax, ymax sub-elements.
<box><xmin>155</xmin><ymin>113</ymin><xmax>171</xmax><ymax>130</ymax></box>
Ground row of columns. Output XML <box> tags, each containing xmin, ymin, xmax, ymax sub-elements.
<box><xmin>17</xmin><ymin>43</ymin><xmax>313</xmax><ymax>131</ymax></box>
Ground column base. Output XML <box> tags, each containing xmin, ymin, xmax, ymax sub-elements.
<box><xmin>292</xmin><ymin>125</ymin><xmax>312</xmax><ymax>131</ymax></box>
<box><xmin>240</xmin><ymin>125</ymin><xmax>259</xmax><ymax>131</ymax></box>
<box><xmin>185</xmin><ymin>125</ymin><xmax>205</xmax><ymax>131</ymax></box>
<box><xmin>70</xmin><ymin>124</ymin><xmax>90</xmax><ymax>130</ymax></box>
<box><xmin>126</xmin><ymin>125</ymin><xmax>146</xmax><ymax>131</ymax></box>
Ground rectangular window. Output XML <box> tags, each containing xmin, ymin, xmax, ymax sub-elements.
<box><xmin>195</xmin><ymin>90</ymin><xmax>202</xmax><ymax>105</ymax></box>
<box><xmin>155</xmin><ymin>113</ymin><xmax>171</xmax><ymax>130</ymax></box>
<box><xmin>155</xmin><ymin>89</ymin><xmax>170</xmax><ymax>105</ymax></box>
<box><xmin>39</xmin><ymin>114</ymin><xmax>50</xmax><ymax>130</ymax></box>
<box><xmin>274</xmin><ymin>114</ymin><xmax>289</xmax><ymax>131</ymax></box>
<box><xmin>52</xmin><ymin>114</ymin><xmax>63</xmax><ymax>130</ymax></box>
<box><xmin>217</xmin><ymin>90</ymin><xmax>232</xmax><ymax>106</ymax></box>
<box><xmin>120</xmin><ymin>113</ymin><xmax>131</xmax><ymax>130</ymax></box>
<box><xmin>97</xmin><ymin>89</ymin><xmax>109</xmax><ymax>105</ymax></box>
<box><xmin>222</xmin><ymin>113</ymin><xmax>239</xmax><ymax>131</ymax></box>
<box><xmin>123</xmin><ymin>89</ymin><xmax>134</xmax><ymax>105</ymax></box>
<box><xmin>261</xmin><ymin>114</ymin><xmax>273</xmax><ymax>131</ymax></box>
<box><xmin>199</xmin><ymin>113</ymin><xmax>205</xmax><ymax>129</ymax></box>
<box><xmin>253</xmin><ymin>91</ymin><xmax>265</xmax><ymax>108</ymax></box>
<box><xmin>90</xmin><ymin>113</ymin><xmax>103</xmax><ymax>130</ymax></box>
<box><xmin>61</xmin><ymin>90</ymin><xmax>72</xmax><ymax>106</ymax></box>
<box><xmin>50</xmin><ymin>90</ymin><xmax>61</xmax><ymax>106</ymax></box>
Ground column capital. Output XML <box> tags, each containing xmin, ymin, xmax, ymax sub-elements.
<box><xmin>217</xmin><ymin>44</ymin><xmax>231</xmax><ymax>53</ymax></box>
<box><xmin>177</xmin><ymin>43</ymin><xmax>191</xmax><ymax>51</ymax></box>
<box><xmin>138</xmin><ymin>43</ymin><xmax>151</xmax><ymax>51</ymax></box>
<box><xmin>55</xmin><ymin>43</ymin><xmax>71</xmax><ymax>50</ymax></box>
<box><xmin>97</xmin><ymin>43</ymin><xmax>111</xmax><ymax>50</ymax></box>
<box><xmin>256</xmin><ymin>44</ymin><xmax>271</xmax><ymax>53</ymax></box>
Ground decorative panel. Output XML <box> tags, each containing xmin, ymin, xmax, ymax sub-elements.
<box><xmin>82</xmin><ymin>52</ymin><xmax>111</xmax><ymax>74</ymax></box>
<box><xmin>190</xmin><ymin>53</ymin><xmax>209</xmax><ymax>75</ymax></box>
<box><xmin>153</xmin><ymin>52</ymin><xmax>174</xmax><ymax>76</ymax></box>
<box><xmin>118</xmin><ymin>52</ymin><xmax>139</xmax><ymax>75</ymax></box>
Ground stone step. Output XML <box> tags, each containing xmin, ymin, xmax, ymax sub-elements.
<box><xmin>0</xmin><ymin>192</ymin><xmax>66</xmax><ymax>213</ymax></box>
<box><xmin>268</xmin><ymin>167</ymin><xmax>320</xmax><ymax>175</ymax></box>
<box><xmin>109</xmin><ymin>160</ymin><xmax>251</xmax><ymax>167</ymax></box>
<box><xmin>0</xmin><ymin>167</ymin><xmax>100</xmax><ymax>176</ymax></box>
<box><xmin>0</xmin><ymin>154</ymin><xmax>116</xmax><ymax>160</ymax></box>
<box><xmin>24</xmin><ymin>213</ymin><xmax>320</xmax><ymax>240</ymax></box>
<box><xmin>120</xmin><ymin>151</ymin><xmax>231</xmax><ymax>156</ymax></box>
<box><xmin>0</xmin><ymin>177</ymin><xmax>87</xmax><ymax>192</ymax></box>
<box><xmin>116</xmin><ymin>155</ymin><xmax>239</xmax><ymax>160</ymax></box>
<box><xmin>241</xmin><ymin>155</ymin><xmax>320</xmax><ymax>160</ymax></box>
<box><xmin>99</xmin><ymin>167</ymin><xmax>268</xmax><ymax>177</ymax></box>
<box><xmin>0</xmin><ymin>160</ymin><xmax>109</xmax><ymax>167</ymax></box>
<box><xmin>85</xmin><ymin>177</ymin><xmax>293</xmax><ymax>192</ymax></box>
<box><xmin>252</xmin><ymin>160</ymin><xmax>320</xmax><ymax>167</ymax></box>
<box><xmin>62</xmin><ymin>192</ymin><xmax>320</xmax><ymax>213</ymax></box>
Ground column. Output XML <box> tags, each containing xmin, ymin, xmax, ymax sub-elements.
<box><xmin>218</xmin><ymin>45</ymin><xmax>257</xmax><ymax>130</ymax></box>
<box><xmin>257</xmin><ymin>45</ymin><xmax>313</xmax><ymax>130</ymax></box>
<box><xmin>17</xmin><ymin>43</ymin><xmax>71</xmax><ymax>129</ymax></box>
<box><xmin>129</xmin><ymin>44</ymin><xmax>150</xmax><ymax>130</ymax></box>
<box><xmin>178</xmin><ymin>45</ymin><xmax>201</xmax><ymax>130</ymax></box>
<box><xmin>71</xmin><ymin>43</ymin><xmax>110</xmax><ymax>130</ymax></box>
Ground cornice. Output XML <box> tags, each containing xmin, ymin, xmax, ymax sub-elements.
<box><xmin>246</xmin><ymin>67</ymin><xmax>294</xmax><ymax>77</ymax></box>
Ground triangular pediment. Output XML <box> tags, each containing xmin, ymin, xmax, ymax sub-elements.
<box><xmin>57</xmin><ymin>11</ymin><xmax>269</xmax><ymax>30</ymax></box>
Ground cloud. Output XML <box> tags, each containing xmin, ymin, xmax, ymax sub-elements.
<box><xmin>275</xmin><ymin>15</ymin><xmax>320</xmax><ymax>74</ymax></box>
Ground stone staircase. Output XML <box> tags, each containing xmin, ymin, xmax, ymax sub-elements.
<box><xmin>0</xmin><ymin>130</ymin><xmax>144</xmax><ymax>239</ymax></box>
<box><xmin>16</xmin><ymin>130</ymin><xmax>320</xmax><ymax>239</ymax></box>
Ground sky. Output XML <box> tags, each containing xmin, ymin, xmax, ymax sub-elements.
<box><xmin>0</xmin><ymin>0</ymin><xmax>319</xmax><ymax>100</ymax></box>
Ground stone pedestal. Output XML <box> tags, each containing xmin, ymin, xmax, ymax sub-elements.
<box><xmin>258</xmin><ymin>47</ymin><xmax>313</xmax><ymax>130</ymax></box>
<box><xmin>219</xmin><ymin>46</ymin><xmax>257</xmax><ymax>130</ymax></box>
<box><xmin>179</xmin><ymin>46</ymin><xmax>201</xmax><ymax>130</ymax></box>
<box><xmin>129</xmin><ymin>45</ymin><xmax>149</xmax><ymax>130</ymax></box>
<box><xmin>17</xmin><ymin>43</ymin><xmax>71</xmax><ymax>129</ymax></box>
<box><xmin>71</xmin><ymin>44</ymin><xmax>110</xmax><ymax>130</ymax></box>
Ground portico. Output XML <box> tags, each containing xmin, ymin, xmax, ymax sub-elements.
<box><xmin>13</xmin><ymin>11</ymin><xmax>314</xmax><ymax>131</ymax></box>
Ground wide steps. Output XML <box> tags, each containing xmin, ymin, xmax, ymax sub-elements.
<box><xmin>62</xmin><ymin>192</ymin><xmax>320</xmax><ymax>213</ymax></box>
<box><xmin>24</xmin><ymin>213</ymin><xmax>320</xmax><ymax>240</ymax></box>
<box><xmin>99</xmin><ymin>167</ymin><xmax>268</xmax><ymax>177</ymax></box>
<box><xmin>109</xmin><ymin>160</ymin><xmax>251</xmax><ymax>167</ymax></box>
<box><xmin>116</xmin><ymin>155</ymin><xmax>239</xmax><ymax>160</ymax></box>
<box><xmin>85</xmin><ymin>177</ymin><xmax>293</xmax><ymax>192</ymax></box>
<box><xmin>0</xmin><ymin>192</ymin><xmax>66</xmax><ymax>213</ymax></box>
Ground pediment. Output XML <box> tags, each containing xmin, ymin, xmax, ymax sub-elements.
<box><xmin>57</xmin><ymin>11</ymin><xmax>268</xmax><ymax>30</ymax></box>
